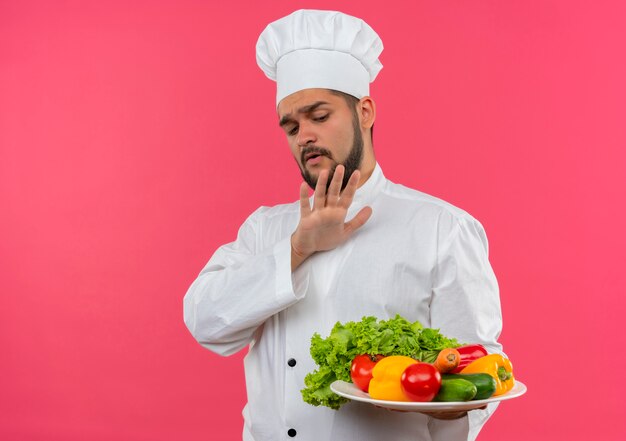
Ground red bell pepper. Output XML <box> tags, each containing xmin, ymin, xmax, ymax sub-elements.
<box><xmin>451</xmin><ymin>344</ymin><xmax>488</xmax><ymax>373</ymax></box>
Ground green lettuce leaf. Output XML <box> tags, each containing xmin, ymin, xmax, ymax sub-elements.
<box><xmin>301</xmin><ymin>314</ymin><xmax>462</xmax><ymax>409</ymax></box>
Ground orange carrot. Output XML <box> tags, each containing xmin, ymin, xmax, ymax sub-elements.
<box><xmin>434</xmin><ymin>348</ymin><xmax>461</xmax><ymax>373</ymax></box>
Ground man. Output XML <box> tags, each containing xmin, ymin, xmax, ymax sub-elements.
<box><xmin>184</xmin><ymin>9</ymin><xmax>503</xmax><ymax>441</ymax></box>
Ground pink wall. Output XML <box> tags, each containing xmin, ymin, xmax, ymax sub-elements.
<box><xmin>1</xmin><ymin>1</ymin><xmax>625</xmax><ymax>439</ymax></box>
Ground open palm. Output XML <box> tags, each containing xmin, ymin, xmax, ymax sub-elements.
<box><xmin>291</xmin><ymin>165</ymin><xmax>372</xmax><ymax>269</ymax></box>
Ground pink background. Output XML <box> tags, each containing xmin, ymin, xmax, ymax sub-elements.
<box><xmin>1</xmin><ymin>0</ymin><xmax>625</xmax><ymax>440</ymax></box>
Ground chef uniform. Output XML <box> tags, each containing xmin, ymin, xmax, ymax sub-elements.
<box><xmin>184</xmin><ymin>9</ymin><xmax>504</xmax><ymax>441</ymax></box>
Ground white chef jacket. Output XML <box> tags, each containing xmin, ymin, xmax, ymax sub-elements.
<box><xmin>184</xmin><ymin>163</ymin><xmax>503</xmax><ymax>441</ymax></box>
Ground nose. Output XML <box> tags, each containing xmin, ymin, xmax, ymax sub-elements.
<box><xmin>296</xmin><ymin>120</ymin><xmax>317</xmax><ymax>147</ymax></box>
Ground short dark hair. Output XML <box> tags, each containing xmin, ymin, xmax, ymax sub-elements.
<box><xmin>329</xmin><ymin>90</ymin><xmax>374</xmax><ymax>143</ymax></box>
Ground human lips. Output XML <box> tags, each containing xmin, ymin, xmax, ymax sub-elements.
<box><xmin>305</xmin><ymin>152</ymin><xmax>323</xmax><ymax>164</ymax></box>
<box><xmin>302</xmin><ymin>147</ymin><xmax>331</xmax><ymax>165</ymax></box>
<box><xmin>306</xmin><ymin>155</ymin><xmax>323</xmax><ymax>165</ymax></box>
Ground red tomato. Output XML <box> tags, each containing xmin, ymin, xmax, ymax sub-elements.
<box><xmin>400</xmin><ymin>363</ymin><xmax>442</xmax><ymax>402</ymax></box>
<box><xmin>350</xmin><ymin>354</ymin><xmax>385</xmax><ymax>392</ymax></box>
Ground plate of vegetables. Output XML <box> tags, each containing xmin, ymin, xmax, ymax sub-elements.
<box><xmin>331</xmin><ymin>342</ymin><xmax>526</xmax><ymax>411</ymax></box>
<box><xmin>302</xmin><ymin>315</ymin><xmax>526</xmax><ymax>411</ymax></box>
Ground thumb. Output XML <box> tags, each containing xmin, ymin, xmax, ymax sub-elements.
<box><xmin>344</xmin><ymin>206</ymin><xmax>372</xmax><ymax>235</ymax></box>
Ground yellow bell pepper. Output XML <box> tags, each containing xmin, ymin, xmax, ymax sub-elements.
<box><xmin>368</xmin><ymin>355</ymin><xmax>418</xmax><ymax>401</ymax></box>
<box><xmin>460</xmin><ymin>353</ymin><xmax>514</xmax><ymax>396</ymax></box>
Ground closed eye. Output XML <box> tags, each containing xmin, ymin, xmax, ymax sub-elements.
<box><xmin>313</xmin><ymin>114</ymin><xmax>329</xmax><ymax>122</ymax></box>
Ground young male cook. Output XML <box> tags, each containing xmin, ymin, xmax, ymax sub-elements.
<box><xmin>184</xmin><ymin>9</ymin><xmax>504</xmax><ymax>441</ymax></box>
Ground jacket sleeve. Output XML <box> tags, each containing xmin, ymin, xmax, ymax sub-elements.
<box><xmin>428</xmin><ymin>212</ymin><xmax>504</xmax><ymax>441</ymax></box>
<box><xmin>430</xmin><ymin>212</ymin><xmax>503</xmax><ymax>354</ymax></box>
<box><xmin>183</xmin><ymin>207</ymin><xmax>307</xmax><ymax>356</ymax></box>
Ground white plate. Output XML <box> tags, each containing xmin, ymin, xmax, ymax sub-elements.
<box><xmin>330</xmin><ymin>380</ymin><xmax>527</xmax><ymax>412</ymax></box>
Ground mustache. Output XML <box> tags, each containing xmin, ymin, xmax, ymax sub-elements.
<box><xmin>300</xmin><ymin>146</ymin><xmax>333</xmax><ymax>164</ymax></box>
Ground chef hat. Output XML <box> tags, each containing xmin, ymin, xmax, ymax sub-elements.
<box><xmin>256</xmin><ymin>9</ymin><xmax>384</xmax><ymax>106</ymax></box>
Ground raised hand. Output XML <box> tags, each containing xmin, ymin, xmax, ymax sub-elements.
<box><xmin>291</xmin><ymin>165</ymin><xmax>372</xmax><ymax>271</ymax></box>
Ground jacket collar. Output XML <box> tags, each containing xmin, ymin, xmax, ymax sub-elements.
<box><xmin>349</xmin><ymin>162</ymin><xmax>385</xmax><ymax>215</ymax></box>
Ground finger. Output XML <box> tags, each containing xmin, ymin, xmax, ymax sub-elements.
<box><xmin>338</xmin><ymin>169</ymin><xmax>361</xmax><ymax>208</ymax></box>
<box><xmin>344</xmin><ymin>206</ymin><xmax>372</xmax><ymax>235</ymax></box>
<box><xmin>428</xmin><ymin>411</ymin><xmax>467</xmax><ymax>420</ymax></box>
<box><xmin>299</xmin><ymin>182</ymin><xmax>311</xmax><ymax>216</ymax></box>
<box><xmin>419</xmin><ymin>410</ymin><xmax>467</xmax><ymax>420</ymax></box>
<box><xmin>326</xmin><ymin>165</ymin><xmax>344</xmax><ymax>206</ymax></box>
<box><xmin>314</xmin><ymin>169</ymin><xmax>329</xmax><ymax>209</ymax></box>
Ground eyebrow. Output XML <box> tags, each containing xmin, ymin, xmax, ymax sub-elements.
<box><xmin>278</xmin><ymin>101</ymin><xmax>330</xmax><ymax>127</ymax></box>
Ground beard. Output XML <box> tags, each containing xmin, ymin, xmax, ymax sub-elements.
<box><xmin>298</xmin><ymin>113</ymin><xmax>364</xmax><ymax>191</ymax></box>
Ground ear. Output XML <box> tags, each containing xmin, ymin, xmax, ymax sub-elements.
<box><xmin>358</xmin><ymin>97</ymin><xmax>376</xmax><ymax>129</ymax></box>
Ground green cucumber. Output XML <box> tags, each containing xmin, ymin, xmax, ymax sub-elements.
<box><xmin>442</xmin><ymin>373</ymin><xmax>497</xmax><ymax>400</ymax></box>
<box><xmin>434</xmin><ymin>378</ymin><xmax>477</xmax><ymax>402</ymax></box>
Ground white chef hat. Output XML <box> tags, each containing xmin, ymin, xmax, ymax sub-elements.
<box><xmin>256</xmin><ymin>9</ymin><xmax>384</xmax><ymax>106</ymax></box>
